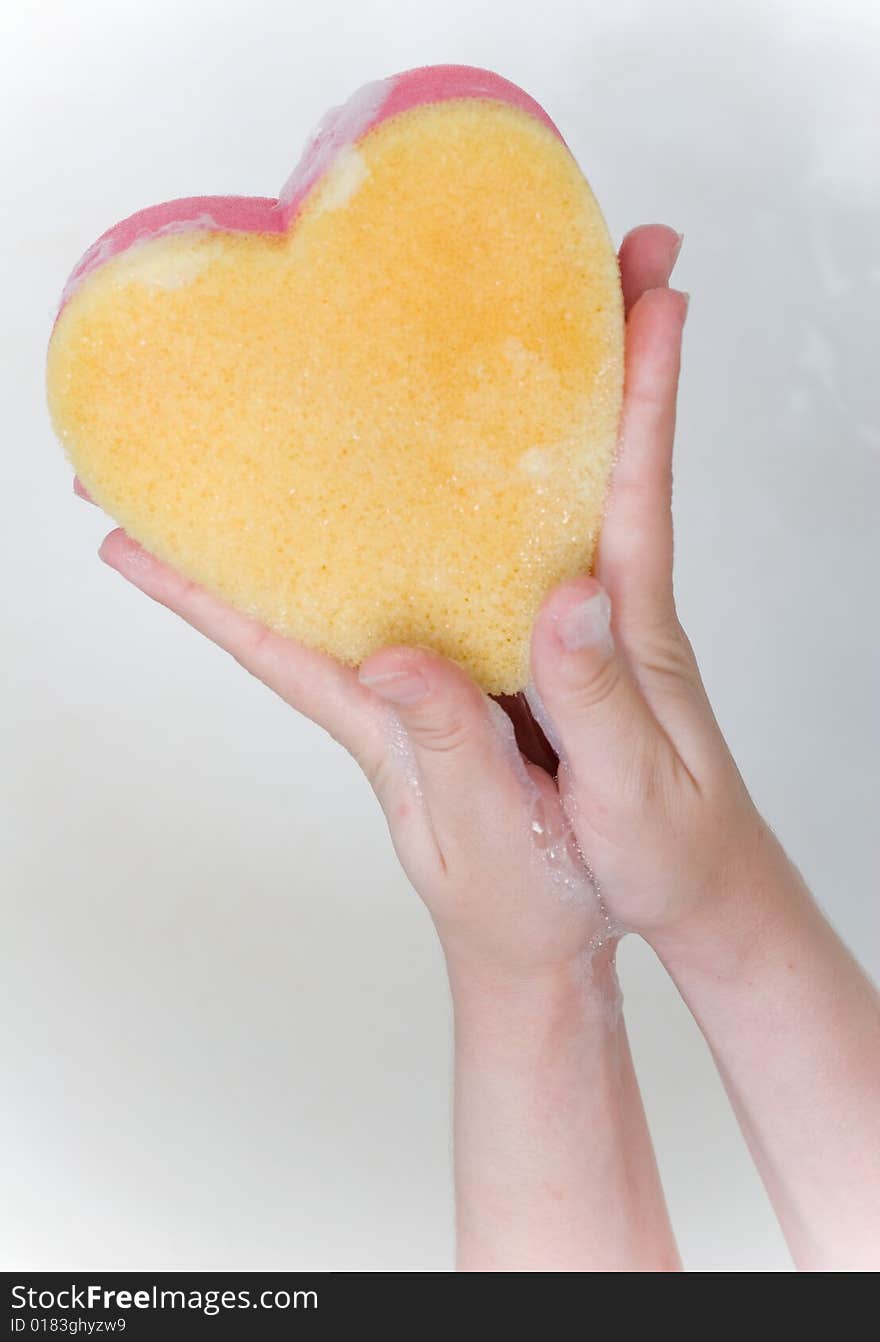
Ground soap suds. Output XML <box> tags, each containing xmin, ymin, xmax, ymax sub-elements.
<box><xmin>504</xmin><ymin>683</ymin><xmax>626</xmax><ymax>949</ymax></box>
<box><xmin>557</xmin><ymin>761</ymin><xmax>628</xmax><ymax>949</ymax></box>
<box><xmin>310</xmin><ymin>147</ymin><xmax>370</xmax><ymax>215</ymax></box>
<box><xmin>486</xmin><ymin>698</ymin><xmax>600</xmax><ymax>910</ymax></box>
<box><xmin>487</xmin><ymin>698</ymin><xmax>624</xmax><ymax>1005</ymax></box>
<box><xmin>58</xmin><ymin>213</ymin><xmax>222</xmax><ymax>310</ymax></box>
<box><xmin>114</xmin><ymin>238</ymin><xmax>217</xmax><ymax>290</ymax></box>
<box><xmin>379</xmin><ymin>692</ymin><xmax>622</xmax><ymax>1009</ymax></box>
<box><xmin>518</xmin><ymin>446</ymin><xmax>552</xmax><ymax>477</ymax></box>
<box><xmin>385</xmin><ymin>706</ymin><xmax>423</xmax><ymax>801</ymax></box>
<box><xmin>486</xmin><ymin>696</ymin><xmax>536</xmax><ymax>787</ymax></box>
<box><xmin>278</xmin><ymin>76</ymin><xmax>391</xmax><ymax>213</ymax></box>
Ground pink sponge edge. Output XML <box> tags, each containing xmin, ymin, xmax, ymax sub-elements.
<box><xmin>52</xmin><ymin>65</ymin><xmax>565</xmax><ymax>331</ymax></box>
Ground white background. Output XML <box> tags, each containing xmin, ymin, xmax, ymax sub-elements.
<box><xmin>2</xmin><ymin>0</ymin><xmax>877</xmax><ymax>1272</ymax></box>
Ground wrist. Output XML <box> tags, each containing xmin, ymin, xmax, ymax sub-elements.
<box><xmin>645</xmin><ymin>817</ymin><xmax>813</xmax><ymax>980</ymax></box>
<box><xmin>446</xmin><ymin>943</ymin><xmax>622</xmax><ymax>1040</ymax></box>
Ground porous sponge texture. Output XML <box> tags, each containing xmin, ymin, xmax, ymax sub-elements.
<box><xmin>46</xmin><ymin>98</ymin><xmax>624</xmax><ymax>694</ymax></box>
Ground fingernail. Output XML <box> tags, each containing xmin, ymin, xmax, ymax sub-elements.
<box><xmin>671</xmin><ymin>231</ymin><xmax>684</xmax><ymax>265</ymax></box>
<box><xmin>557</xmin><ymin>590</ymin><xmax>613</xmax><ymax>653</ymax></box>
<box><xmin>680</xmin><ymin>290</ymin><xmax>690</xmax><ymax>324</ymax></box>
<box><xmin>359</xmin><ymin>668</ymin><xmax>429</xmax><ymax>705</ymax></box>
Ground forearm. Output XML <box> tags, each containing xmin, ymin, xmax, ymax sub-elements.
<box><xmin>650</xmin><ymin>824</ymin><xmax>880</xmax><ymax>1271</ymax></box>
<box><xmin>448</xmin><ymin>951</ymin><xmax>680</xmax><ymax>1272</ymax></box>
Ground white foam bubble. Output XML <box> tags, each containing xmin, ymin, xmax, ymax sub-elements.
<box><xmin>487</xmin><ymin>698</ymin><xmax>602</xmax><ymax>913</ymax></box>
<box><xmin>58</xmin><ymin>212</ymin><xmax>224</xmax><ymax>311</ymax></box>
<box><xmin>518</xmin><ymin>446</ymin><xmax>552</xmax><ymax>477</ymax></box>
<box><xmin>113</xmin><ymin>238</ymin><xmax>217</xmax><ymax>290</ymax></box>
<box><xmin>384</xmin><ymin>706</ymin><xmax>423</xmax><ymax>801</ymax></box>
<box><xmin>310</xmin><ymin>147</ymin><xmax>370</xmax><ymax>215</ymax></box>
<box><xmin>278</xmin><ymin>76</ymin><xmax>392</xmax><ymax>212</ymax></box>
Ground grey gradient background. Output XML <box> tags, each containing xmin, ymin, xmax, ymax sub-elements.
<box><xmin>2</xmin><ymin>0</ymin><xmax>877</xmax><ymax>1272</ymax></box>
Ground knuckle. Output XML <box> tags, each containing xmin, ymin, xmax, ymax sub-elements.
<box><xmin>612</xmin><ymin>737</ymin><xmax>677</xmax><ymax>827</ymax></box>
<box><xmin>628</xmin><ymin>373</ymin><xmax>669</xmax><ymax>417</ymax></box>
<box><xmin>240</xmin><ymin>620</ymin><xmax>275</xmax><ymax>662</ymax></box>
<box><xmin>408</xmin><ymin>710</ymin><xmax>472</xmax><ymax>755</ymax></box>
<box><xmin>224</xmin><ymin>621</ymin><xmax>270</xmax><ymax>674</ymax></box>
<box><xmin>563</xmin><ymin>654</ymin><xmax>621</xmax><ymax>715</ymax></box>
<box><xmin>638</xmin><ymin>618</ymin><xmax>700</xmax><ymax>686</ymax></box>
<box><xmin>674</xmin><ymin>622</ymin><xmax>703</xmax><ymax>676</ymax></box>
<box><xmin>359</xmin><ymin>742</ymin><xmax>396</xmax><ymax>800</ymax></box>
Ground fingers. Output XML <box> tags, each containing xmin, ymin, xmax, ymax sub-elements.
<box><xmin>530</xmin><ymin>576</ymin><xmax>678</xmax><ymax>816</ymax></box>
<box><xmin>618</xmin><ymin>224</ymin><xmax>683</xmax><ymax>315</ymax></box>
<box><xmin>358</xmin><ymin>646</ymin><xmax>532</xmax><ymax>867</ymax></box>
<box><xmin>595</xmin><ymin>286</ymin><xmax>689</xmax><ymax>644</ymax></box>
<box><xmin>97</xmin><ymin>528</ymin><xmax>385</xmax><ymax>767</ymax></box>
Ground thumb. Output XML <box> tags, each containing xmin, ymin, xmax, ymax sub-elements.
<box><xmin>530</xmin><ymin>577</ymin><xmax>671</xmax><ymax>809</ymax></box>
<box><xmin>357</xmin><ymin>646</ymin><xmax>525</xmax><ymax>864</ymax></box>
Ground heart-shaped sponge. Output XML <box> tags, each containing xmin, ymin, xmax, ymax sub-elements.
<box><xmin>46</xmin><ymin>65</ymin><xmax>623</xmax><ymax>693</ymax></box>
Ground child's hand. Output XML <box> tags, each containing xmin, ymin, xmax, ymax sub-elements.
<box><xmin>92</xmin><ymin>222</ymin><xmax>689</xmax><ymax>983</ymax></box>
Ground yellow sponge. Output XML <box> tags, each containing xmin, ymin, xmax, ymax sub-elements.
<box><xmin>46</xmin><ymin>67</ymin><xmax>623</xmax><ymax>693</ymax></box>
